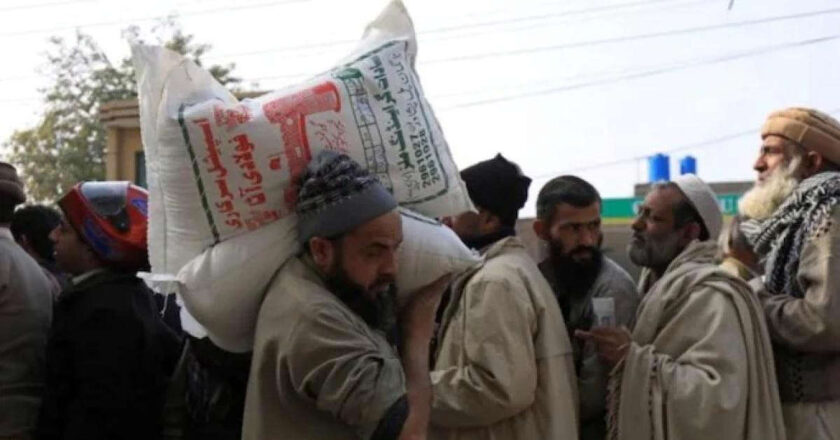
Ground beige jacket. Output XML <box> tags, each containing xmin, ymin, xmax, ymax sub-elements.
<box><xmin>430</xmin><ymin>236</ymin><xmax>579</xmax><ymax>440</ymax></box>
<box><xmin>610</xmin><ymin>240</ymin><xmax>785</xmax><ymax>440</ymax></box>
<box><xmin>755</xmin><ymin>205</ymin><xmax>840</xmax><ymax>404</ymax></box>
<box><xmin>242</xmin><ymin>256</ymin><xmax>406</xmax><ymax>440</ymax></box>
<box><xmin>0</xmin><ymin>228</ymin><xmax>56</xmax><ymax>437</ymax></box>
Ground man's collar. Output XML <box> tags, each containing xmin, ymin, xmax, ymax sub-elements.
<box><xmin>71</xmin><ymin>267</ymin><xmax>108</xmax><ymax>286</ymax></box>
<box><xmin>0</xmin><ymin>226</ymin><xmax>13</xmax><ymax>241</ymax></box>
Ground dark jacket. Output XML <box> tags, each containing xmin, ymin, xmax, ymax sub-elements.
<box><xmin>36</xmin><ymin>269</ymin><xmax>180</xmax><ymax>440</ymax></box>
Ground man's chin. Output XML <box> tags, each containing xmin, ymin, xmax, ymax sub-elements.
<box><xmin>570</xmin><ymin>254</ymin><xmax>595</xmax><ymax>265</ymax></box>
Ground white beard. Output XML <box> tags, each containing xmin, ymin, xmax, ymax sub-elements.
<box><xmin>738</xmin><ymin>157</ymin><xmax>802</xmax><ymax>220</ymax></box>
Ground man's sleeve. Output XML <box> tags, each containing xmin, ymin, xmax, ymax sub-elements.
<box><xmin>760</xmin><ymin>208</ymin><xmax>840</xmax><ymax>352</ymax></box>
<box><xmin>617</xmin><ymin>287</ymin><xmax>750</xmax><ymax>440</ymax></box>
<box><xmin>578</xmin><ymin>270</ymin><xmax>639</xmax><ymax>422</ymax></box>
<box><xmin>285</xmin><ymin>307</ymin><xmax>407</xmax><ymax>440</ymax></box>
<box><xmin>430</xmin><ymin>277</ymin><xmax>538</xmax><ymax>428</ymax></box>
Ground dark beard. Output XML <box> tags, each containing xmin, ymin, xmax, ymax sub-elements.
<box><xmin>549</xmin><ymin>243</ymin><xmax>603</xmax><ymax>296</ymax></box>
<box><xmin>324</xmin><ymin>264</ymin><xmax>398</xmax><ymax>343</ymax></box>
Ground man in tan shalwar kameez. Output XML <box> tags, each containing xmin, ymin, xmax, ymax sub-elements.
<box><xmin>243</xmin><ymin>151</ymin><xmax>448</xmax><ymax>440</ymax></box>
<box><xmin>579</xmin><ymin>174</ymin><xmax>785</xmax><ymax>440</ymax></box>
<box><xmin>739</xmin><ymin>107</ymin><xmax>840</xmax><ymax>440</ymax></box>
<box><xmin>431</xmin><ymin>155</ymin><xmax>578</xmax><ymax>440</ymax></box>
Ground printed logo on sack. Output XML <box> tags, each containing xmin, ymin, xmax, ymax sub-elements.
<box><xmin>131</xmin><ymin>197</ymin><xmax>148</xmax><ymax>217</ymax></box>
<box><xmin>83</xmin><ymin>218</ymin><xmax>115</xmax><ymax>259</ymax></box>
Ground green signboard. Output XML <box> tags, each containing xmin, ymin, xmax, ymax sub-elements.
<box><xmin>602</xmin><ymin>193</ymin><xmax>741</xmax><ymax>219</ymax></box>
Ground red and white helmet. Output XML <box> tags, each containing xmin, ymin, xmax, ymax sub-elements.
<box><xmin>57</xmin><ymin>181</ymin><xmax>149</xmax><ymax>271</ymax></box>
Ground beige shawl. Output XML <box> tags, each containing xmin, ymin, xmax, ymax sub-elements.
<box><xmin>609</xmin><ymin>240</ymin><xmax>785</xmax><ymax>440</ymax></box>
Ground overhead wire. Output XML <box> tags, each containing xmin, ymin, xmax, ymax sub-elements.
<box><xmin>0</xmin><ymin>0</ymin><xmax>95</xmax><ymax>13</ymax></box>
<box><xmin>1</xmin><ymin>32</ymin><xmax>838</xmax><ymax>106</ymax></box>
<box><xmin>437</xmin><ymin>34</ymin><xmax>840</xmax><ymax>110</ymax></box>
<box><xmin>0</xmin><ymin>0</ymin><xmax>312</xmax><ymax>38</ymax></box>
<box><xmin>529</xmin><ymin>107</ymin><xmax>840</xmax><ymax>179</ymax></box>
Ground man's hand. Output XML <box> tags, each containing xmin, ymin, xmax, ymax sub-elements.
<box><xmin>575</xmin><ymin>326</ymin><xmax>632</xmax><ymax>368</ymax></box>
<box><xmin>397</xmin><ymin>275</ymin><xmax>451</xmax><ymax>440</ymax></box>
<box><xmin>401</xmin><ymin>275</ymin><xmax>451</xmax><ymax>343</ymax></box>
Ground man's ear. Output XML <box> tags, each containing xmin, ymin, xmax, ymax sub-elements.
<box><xmin>479</xmin><ymin>209</ymin><xmax>502</xmax><ymax>234</ymax></box>
<box><xmin>680</xmin><ymin>222</ymin><xmax>702</xmax><ymax>243</ymax></box>
<box><xmin>533</xmin><ymin>218</ymin><xmax>549</xmax><ymax>240</ymax></box>
<box><xmin>804</xmin><ymin>150</ymin><xmax>825</xmax><ymax>176</ymax></box>
<box><xmin>308</xmin><ymin>236</ymin><xmax>335</xmax><ymax>270</ymax></box>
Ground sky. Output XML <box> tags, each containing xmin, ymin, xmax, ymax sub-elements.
<box><xmin>0</xmin><ymin>0</ymin><xmax>838</xmax><ymax>216</ymax></box>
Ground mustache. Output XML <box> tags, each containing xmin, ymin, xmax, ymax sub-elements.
<box><xmin>570</xmin><ymin>245</ymin><xmax>598</xmax><ymax>255</ymax></box>
<box><xmin>371</xmin><ymin>275</ymin><xmax>396</xmax><ymax>291</ymax></box>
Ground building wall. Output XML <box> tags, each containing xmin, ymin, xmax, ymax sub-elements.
<box><xmin>105</xmin><ymin>127</ymin><xmax>143</xmax><ymax>184</ymax></box>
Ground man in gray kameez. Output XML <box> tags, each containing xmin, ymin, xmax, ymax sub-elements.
<box><xmin>533</xmin><ymin>175</ymin><xmax>639</xmax><ymax>440</ymax></box>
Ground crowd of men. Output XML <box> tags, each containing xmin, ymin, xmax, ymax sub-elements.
<box><xmin>0</xmin><ymin>106</ymin><xmax>838</xmax><ymax>440</ymax></box>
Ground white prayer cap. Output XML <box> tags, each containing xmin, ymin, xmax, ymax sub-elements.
<box><xmin>672</xmin><ymin>174</ymin><xmax>722</xmax><ymax>240</ymax></box>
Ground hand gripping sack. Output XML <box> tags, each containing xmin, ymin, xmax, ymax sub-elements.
<box><xmin>134</xmin><ymin>0</ymin><xmax>474</xmax><ymax>351</ymax></box>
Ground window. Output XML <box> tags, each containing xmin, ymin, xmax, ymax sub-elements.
<box><xmin>135</xmin><ymin>151</ymin><xmax>147</xmax><ymax>188</ymax></box>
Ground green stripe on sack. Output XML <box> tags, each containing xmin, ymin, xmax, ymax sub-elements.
<box><xmin>177</xmin><ymin>103</ymin><xmax>221</xmax><ymax>244</ymax></box>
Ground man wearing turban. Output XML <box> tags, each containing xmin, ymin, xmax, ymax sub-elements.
<box><xmin>740</xmin><ymin>107</ymin><xmax>840</xmax><ymax>440</ymax></box>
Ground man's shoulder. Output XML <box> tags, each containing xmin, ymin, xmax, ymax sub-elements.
<box><xmin>593</xmin><ymin>256</ymin><xmax>637</xmax><ymax>295</ymax></box>
<box><xmin>667</xmin><ymin>261</ymin><xmax>750</xmax><ymax>306</ymax></box>
<box><xmin>474</xmin><ymin>243</ymin><xmax>539</xmax><ymax>284</ymax></box>
<box><xmin>260</xmin><ymin>257</ymin><xmax>358</xmax><ymax>332</ymax></box>
<box><xmin>0</xmin><ymin>238</ymin><xmax>50</xmax><ymax>281</ymax></box>
<box><xmin>67</xmin><ymin>271</ymin><xmax>151</xmax><ymax>308</ymax></box>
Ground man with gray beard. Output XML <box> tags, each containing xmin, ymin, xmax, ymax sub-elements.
<box><xmin>739</xmin><ymin>107</ymin><xmax>840</xmax><ymax>440</ymax></box>
<box><xmin>578</xmin><ymin>174</ymin><xmax>784</xmax><ymax>440</ymax></box>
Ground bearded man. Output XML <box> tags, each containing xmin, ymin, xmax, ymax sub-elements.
<box><xmin>739</xmin><ymin>107</ymin><xmax>840</xmax><ymax>440</ymax></box>
<box><xmin>578</xmin><ymin>174</ymin><xmax>785</xmax><ymax>440</ymax></box>
<box><xmin>242</xmin><ymin>151</ymin><xmax>448</xmax><ymax>440</ymax></box>
<box><xmin>533</xmin><ymin>175</ymin><xmax>638</xmax><ymax>440</ymax></box>
<box><xmin>431</xmin><ymin>154</ymin><xmax>578</xmax><ymax>440</ymax></box>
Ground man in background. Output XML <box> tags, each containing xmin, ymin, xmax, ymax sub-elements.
<box><xmin>0</xmin><ymin>162</ymin><xmax>55</xmax><ymax>440</ymax></box>
<box><xmin>533</xmin><ymin>175</ymin><xmax>638</xmax><ymax>440</ymax></box>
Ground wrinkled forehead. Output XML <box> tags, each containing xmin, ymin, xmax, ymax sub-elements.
<box><xmin>762</xmin><ymin>134</ymin><xmax>794</xmax><ymax>150</ymax></box>
<box><xmin>642</xmin><ymin>186</ymin><xmax>683</xmax><ymax>214</ymax></box>
<box><xmin>550</xmin><ymin>201</ymin><xmax>601</xmax><ymax>225</ymax></box>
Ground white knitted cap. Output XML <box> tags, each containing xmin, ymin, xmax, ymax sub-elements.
<box><xmin>672</xmin><ymin>174</ymin><xmax>722</xmax><ymax>240</ymax></box>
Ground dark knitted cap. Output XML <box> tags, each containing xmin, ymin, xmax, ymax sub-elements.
<box><xmin>0</xmin><ymin>162</ymin><xmax>26</xmax><ymax>206</ymax></box>
<box><xmin>460</xmin><ymin>154</ymin><xmax>531</xmax><ymax>226</ymax></box>
<box><xmin>296</xmin><ymin>150</ymin><xmax>397</xmax><ymax>244</ymax></box>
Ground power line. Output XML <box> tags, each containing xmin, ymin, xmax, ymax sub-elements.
<box><xmin>2</xmin><ymin>33</ymin><xmax>838</xmax><ymax>106</ymax></box>
<box><xmin>0</xmin><ymin>0</ymin><xmax>686</xmax><ymax>84</ymax></box>
<box><xmin>0</xmin><ymin>0</ymin><xmax>311</xmax><ymax>38</ymax></box>
<box><xmin>531</xmin><ymin>107</ymin><xmax>840</xmax><ymax>178</ymax></box>
<box><xmin>438</xmin><ymin>34</ymin><xmax>840</xmax><ymax>110</ymax></box>
<box><xmin>198</xmin><ymin>0</ymin><xmax>704</xmax><ymax>65</ymax></box>
<box><xmin>221</xmin><ymin>6</ymin><xmax>840</xmax><ymax>86</ymax></box>
<box><xmin>204</xmin><ymin>0</ymin><xmax>688</xmax><ymax>62</ymax></box>
<box><xmin>0</xmin><ymin>0</ymin><xmax>758</xmax><ymax>84</ymax></box>
<box><xmin>419</xmin><ymin>0</ymin><xmax>682</xmax><ymax>35</ymax></box>
<box><xmin>416</xmin><ymin>0</ymin><xmax>708</xmax><ymax>44</ymax></box>
<box><xmin>0</xmin><ymin>0</ymin><xmax>95</xmax><ymax>13</ymax></box>
<box><xmin>423</xmin><ymin>6</ymin><xmax>840</xmax><ymax>64</ymax></box>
